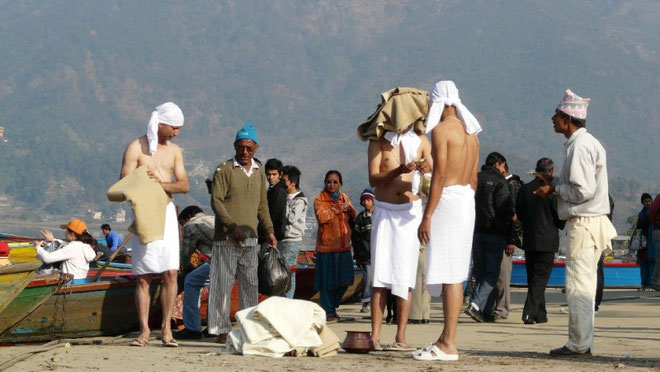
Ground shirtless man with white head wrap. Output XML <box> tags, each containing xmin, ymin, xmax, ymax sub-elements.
<box><xmin>120</xmin><ymin>102</ymin><xmax>190</xmax><ymax>347</ymax></box>
<box><xmin>414</xmin><ymin>80</ymin><xmax>480</xmax><ymax>361</ymax></box>
<box><xmin>365</xmin><ymin>91</ymin><xmax>433</xmax><ymax>351</ymax></box>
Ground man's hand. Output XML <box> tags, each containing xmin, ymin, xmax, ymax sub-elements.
<box><xmin>418</xmin><ymin>160</ymin><xmax>432</xmax><ymax>174</ymax></box>
<box><xmin>505</xmin><ymin>244</ymin><xmax>515</xmax><ymax>257</ymax></box>
<box><xmin>40</xmin><ymin>229</ymin><xmax>55</xmax><ymax>242</ymax></box>
<box><xmin>266</xmin><ymin>233</ymin><xmax>277</xmax><ymax>249</ymax></box>
<box><xmin>535</xmin><ymin>172</ymin><xmax>553</xmax><ymax>187</ymax></box>
<box><xmin>230</xmin><ymin>226</ymin><xmax>245</xmax><ymax>243</ymax></box>
<box><xmin>417</xmin><ymin>217</ymin><xmax>431</xmax><ymax>245</ymax></box>
<box><xmin>146</xmin><ymin>170</ymin><xmax>163</xmax><ymax>184</ymax></box>
<box><xmin>533</xmin><ymin>185</ymin><xmax>553</xmax><ymax>197</ymax></box>
<box><xmin>398</xmin><ymin>161</ymin><xmax>417</xmax><ymax>174</ymax></box>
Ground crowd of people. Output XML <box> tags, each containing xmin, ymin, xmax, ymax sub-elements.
<box><xmin>25</xmin><ymin>81</ymin><xmax>660</xmax><ymax>362</ymax></box>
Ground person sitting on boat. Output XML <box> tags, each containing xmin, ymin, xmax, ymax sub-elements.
<box><xmin>34</xmin><ymin>218</ymin><xmax>97</xmax><ymax>279</ymax></box>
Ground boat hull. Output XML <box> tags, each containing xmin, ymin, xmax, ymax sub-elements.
<box><xmin>0</xmin><ymin>262</ymin><xmax>42</xmax><ymax>315</ymax></box>
<box><xmin>0</xmin><ymin>276</ymin><xmax>162</xmax><ymax>343</ymax></box>
<box><xmin>0</xmin><ymin>274</ymin><xmax>61</xmax><ymax>336</ymax></box>
<box><xmin>511</xmin><ymin>260</ymin><xmax>641</xmax><ymax>288</ymax></box>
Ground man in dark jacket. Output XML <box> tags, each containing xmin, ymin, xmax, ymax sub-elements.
<box><xmin>258</xmin><ymin>158</ymin><xmax>288</xmax><ymax>244</ymax></box>
<box><xmin>491</xmin><ymin>162</ymin><xmax>523</xmax><ymax>320</ymax></box>
<box><xmin>517</xmin><ymin>158</ymin><xmax>565</xmax><ymax>324</ymax></box>
<box><xmin>465</xmin><ymin>152</ymin><xmax>514</xmax><ymax>322</ymax></box>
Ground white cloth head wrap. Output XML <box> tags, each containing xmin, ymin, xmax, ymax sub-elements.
<box><xmin>557</xmin><ymin>89</ymin><xmax>590</xmax><ymax>119</ymax></box>
<box><xmin>147</xmin><ymin>102</ymin><xmax>184</xmax><ymax>154</ymax></box>
<box><xmin>425</xmin><ymin>81</ymin><xmax>482</xmax><ymax>135</ymax></box>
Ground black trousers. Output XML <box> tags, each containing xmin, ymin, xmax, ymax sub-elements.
<box><xmin>522</xmin><ymin>250</ymin><xmax>555</xmax><ymax>322</ymax></box>
<box><xmin>595</xmin><ymin>253</ymin><xmax>604</xmax><ymax>310</ymax></box>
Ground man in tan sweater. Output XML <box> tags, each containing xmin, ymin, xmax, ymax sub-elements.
<box><xmin>208</xmin><ymin>122</ymin><xmax>276</xmax><ymax>343</ymax></box>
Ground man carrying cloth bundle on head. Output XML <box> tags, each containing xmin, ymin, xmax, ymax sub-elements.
<box><xmin>119</xmin><ymin>102</ymin><xmax>189</xmax><ymax>347</ymax></box>
<box><xmin>414</xmin><ymin>80</ymin><xmax>481</xmax><ymax>361</ymax></box>
<box><xmin>357</xmin><ymin>87</ymin><xmax>433</xmax><ymax>351</ymax></box>
<box><xmin>535</xmin><ymin>89</ymin><xmax>616</xmax><ymax>357</ymax></box>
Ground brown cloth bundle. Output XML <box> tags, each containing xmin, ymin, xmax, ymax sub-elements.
<box><xmin>288</xmin><ymin>325</ymin><xmax>340</xmax><ymax>358</ymax></box>
<box><xmin>107</xmin><ymin>165</ymin><xmax>168</xmax><ymax>244</ymax></box>
<box><xmin>356</xmin><ymin>87</ymin><xmax>429</xmax><ymax>141</ymax></box>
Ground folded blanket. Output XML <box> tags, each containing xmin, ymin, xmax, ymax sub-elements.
<box><xmin>107</xmin><ymin>165</ymin><xmax>168</xmax><ymax>244</ymax></box>
<box><xmin>357</xmin><ymin>87</ymin><xmax>429</xmax><ymax>141</ymax></box>
<box><xmin>225</xmin><ymin>297</ymin><xmax>327</xmax><ymax>358</ymax></box>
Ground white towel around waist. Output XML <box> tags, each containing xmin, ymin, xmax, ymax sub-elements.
<box><xmin>370</xmin><ymin>199</ymin><xmax>423</xmax><ymax>299</ymax></box>
<box><xmin>426</xmin><ymin>185</ymin><xmax>475</xmax><ymax>295</ymax></box>
<box><xmin>131</xmin><ymin>202</ymin><xmax>180</xmax><ymax>275</ymax></box>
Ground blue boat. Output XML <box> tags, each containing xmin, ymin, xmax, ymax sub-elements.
<box><xmin>511</xmin><ymin>259</ymin><xmax>641</xmax><ymax>288</ymax></box>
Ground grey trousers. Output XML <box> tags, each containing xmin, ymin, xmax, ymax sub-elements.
<box><xmin>207</xmin><ymin>240</ymin><xmax>259</xmax><ymax>335</ymax></box>
<box><xmin>410</xmin><ymin>245</ymin><xmax>431</xmax><ymax>320</ymax></box>
<box><xmin>493</xmin><ymin>253</ymin><xmax>512</xmax><ymax>318</ymax></box>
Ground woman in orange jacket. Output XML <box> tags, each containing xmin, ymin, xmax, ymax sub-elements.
<box><xmin>314</xmin><ymin>170</ymin><xmax>356</xmax><ymax>322</ymax></box>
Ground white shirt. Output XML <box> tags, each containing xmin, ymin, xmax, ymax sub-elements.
<box><xmin>232</xmin><ymin>157</ymin><xmax>259</xmax><ymax>177</ymax></box>
<box><xmin>553</xmin><ymin>128</ymin><xmax>611</xmax><ymax>220</ymax></box>
<box><xmin>36</xmin><ymin>240</ymin><xmax>97</xmax><ymax>279</ymax></box>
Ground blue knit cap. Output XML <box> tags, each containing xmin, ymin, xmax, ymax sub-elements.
<box><xmin>235</xmin><ymin>122</ymin><xmax>258</xmax><ymax>144</ymax></box>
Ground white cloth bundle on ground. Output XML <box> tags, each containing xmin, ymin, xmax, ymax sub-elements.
<box><xmin>370</xmin><ymin>199</ymin><xmax>422</xmax><ymax>299</ymax></box>
<box><xmin>225</xmin><ymin>297</ymin><xmax>328</xmax><ymax>358</ymax></box>
<box><xmin>425</xmin><ymin>184</ymin><xmax>475</xmax><ymax>296</ymax></box>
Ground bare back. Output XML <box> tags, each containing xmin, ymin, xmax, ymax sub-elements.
<box><xmin>368</xmin><ymin>134</ymin><xmax>432</xmax><ymax>204</ymax></box>
<box><xmin>432</xmin><ymin>116</ymin><xmax>479</xmax><ymax>190</ymax></box>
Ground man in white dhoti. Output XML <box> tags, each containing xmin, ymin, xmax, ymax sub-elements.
<box><xmin>120</xmin><ymin>102</ymin><xmax>189</xmax><ymax>347</ymax></box>
<box><xmin>414</xmin><ymin>80</ymin><xmax>480</xmax><ymax>361</ymax></box>
<box><xmin>360</xmin><ymin>88</ymin><xmax>432</xmax><ymax>351</ymax></box>
<box><xmin>535</xmin><ymin>89</ymin><xmax>616</xmax><ymax>357</ymax></box>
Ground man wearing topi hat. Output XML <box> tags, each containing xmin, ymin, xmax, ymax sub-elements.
<box><xmin>119</xmin><ymin>102</ymin><xmax>190</xmax><ymax>347</ymax></box>
<box><xmin>208</xmin><ymin>122</ymin><xmax>276</xmax><ymax>344</ymax></box>
<box><xmin>534</xmin><ymin>89</ymin><xmax>616</xmax><ymax>357</ymax></box>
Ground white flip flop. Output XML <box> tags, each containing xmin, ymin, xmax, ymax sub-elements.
<box><xmin>412</xmin><ymin>343</ymin><xmax>459</xmax><ymax>361</ymax></box>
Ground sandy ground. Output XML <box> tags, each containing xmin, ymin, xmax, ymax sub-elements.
<box><xmin>1</xmin><ymin>288</ymin><xmax>659</xmax><ymax>371</ymax></box>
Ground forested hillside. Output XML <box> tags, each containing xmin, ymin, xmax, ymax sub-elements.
<box><xmin>0</xmin><ymin>0</ymin><xmax>658</xmax><ymax>232</ymax></box>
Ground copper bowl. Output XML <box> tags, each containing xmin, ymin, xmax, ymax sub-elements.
<box><xmin>342</xmin><ymin>331</ymin><xmax>374</xmax><ymax>353</ymax></box>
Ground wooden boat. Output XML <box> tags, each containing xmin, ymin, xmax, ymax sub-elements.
<box><xmin>511</xmin><ymin>259</ymin><xmax>641</xmax><ymax>288</ymax></box>
<box><xmin>0</xmin><ymin>271</ymin><xmax>162</xmax><ymax>343</ymax></box>
<box><xmin>0</xmin><ymin>262</ymin><xmax>42</xmax><ymax>315</ymax></box>
<box><xmin>0</xmin><ymin>273</ymin><xmax>62</xmax><ymax>336</ymax></box>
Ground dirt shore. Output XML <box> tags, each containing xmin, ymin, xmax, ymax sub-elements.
<box><xmin>1</xmin><ymin>288</ymin><xmax>659</xmax><ymax>371</ymax></box>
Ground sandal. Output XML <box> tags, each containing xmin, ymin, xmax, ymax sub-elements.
<box><xmin>130</xmin><ymin>338</ymin><xmax>149</xmax><ymax>347</ymax></box>
<box><xmin>162</xmin><ymin>338</ymin><xmax>179</xmax><ymax>348</ymax></box>
<box><xmin>412</xmin><ymin>343</ymin><xmax>459</xmax><ymax>361</ymax></box>
<box><xmin>383</xmin><ymin>342</ymin><xmax>416</xmax><ymax>352</ymax></box>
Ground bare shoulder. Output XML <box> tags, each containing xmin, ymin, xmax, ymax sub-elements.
<box><xmin>124</xmin><ymin>136</ymin><xmax>146</xmax><ymax>156</ymax></box>
<box><xmin>368</xmin><ymin>137</ymin><xmax>386</xmax><ymax>154</ymax></box>
<box><xmin>168</xmin><ymin>141</ymin><xmax>183</xmax><ymax>155</ymax></box>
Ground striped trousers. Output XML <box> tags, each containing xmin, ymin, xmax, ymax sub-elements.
<box><xmin>207</xmin><ymin>240</ymin><xmax>259</xmax><ymax>335</ymax></box>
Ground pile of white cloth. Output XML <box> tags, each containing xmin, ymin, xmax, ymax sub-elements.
<box><xmin>225</xmin><ymin>297</ymin><xmax>338</xmax><ymax>358</ymax></box>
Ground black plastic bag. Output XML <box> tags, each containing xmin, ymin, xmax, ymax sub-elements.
<box><xmin>258</xmin><ymin>247</ymin><xmax>292</xmax><ymax>296</ymax></box>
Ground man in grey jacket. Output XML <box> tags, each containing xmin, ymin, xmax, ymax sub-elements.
<box><xmin>280</xmin><ymin>165</ymin><xmax>308</xmax><ymax>298</ymax></box>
